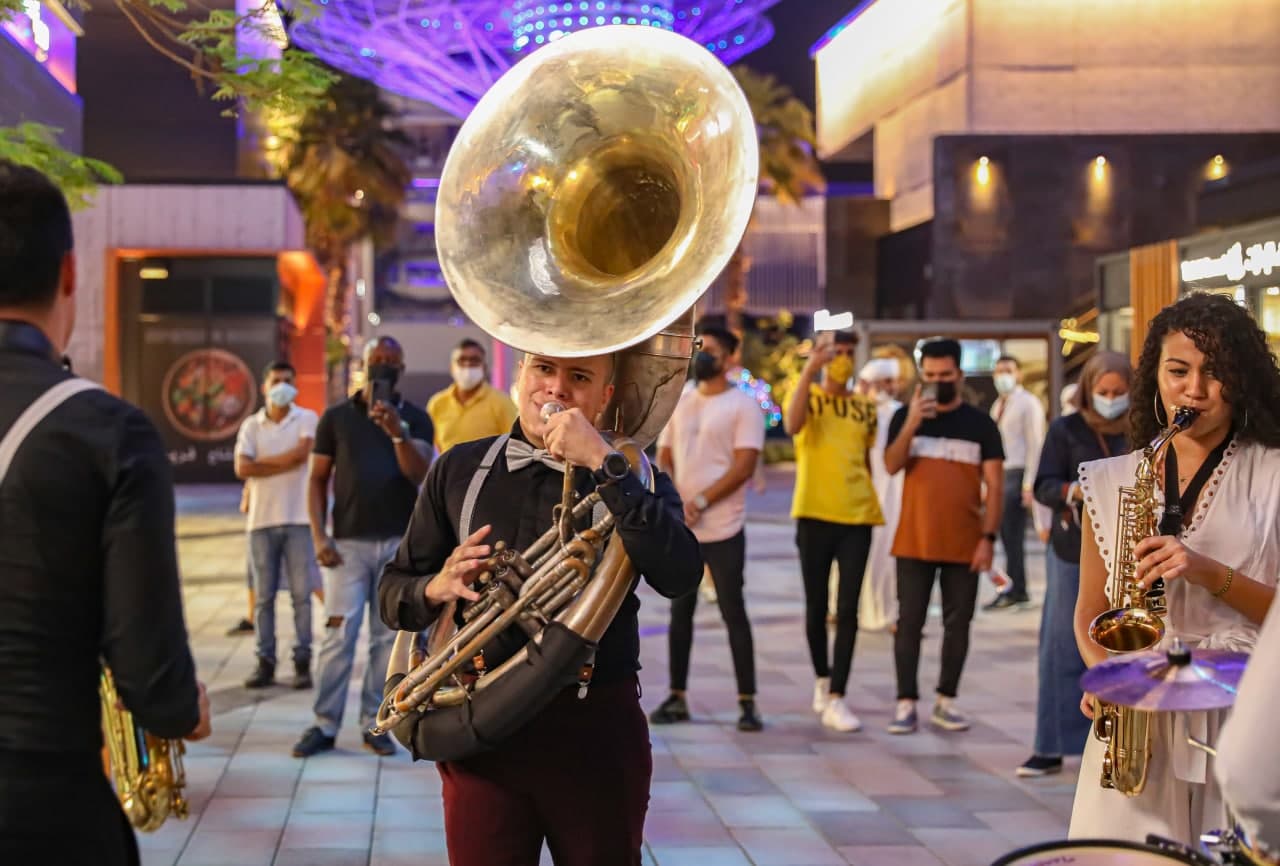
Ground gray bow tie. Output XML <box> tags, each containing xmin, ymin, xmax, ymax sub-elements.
<box><xmin>505</xmin><ymin>438</ymin><xmax>566</xmax><ymax>473</ymax></box>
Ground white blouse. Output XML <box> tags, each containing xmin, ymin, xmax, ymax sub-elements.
<box><xmin>1069</xmin><ymin>438</ymin><xmax>1280</xmax><ymax>846</ymax></box>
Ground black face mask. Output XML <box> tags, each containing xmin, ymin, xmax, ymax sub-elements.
<box><xmin>367</xmin><ymin>363</ymin><xmax>400</xmax><ymax>387</ymax></box>
<box><xmin>934</xmin><ymin>380</ymin><xmax>957</xmax><ymax>405</ymax></box>
<box><xmin>692</xmin><ymin>351</ymin><xmax>721</xmax><ymax>382</ymax></box>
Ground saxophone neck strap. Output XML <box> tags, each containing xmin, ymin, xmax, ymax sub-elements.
<box><xmin>1159</xmin><ymin>432</ymin><xmax>1232</xmax><ymax>536</ymax></box>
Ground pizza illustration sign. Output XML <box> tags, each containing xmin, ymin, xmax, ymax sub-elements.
<box><xmin>160</xmin><ymin>349</ymin><xmax>257</xmax><ymax>442</ymax></box>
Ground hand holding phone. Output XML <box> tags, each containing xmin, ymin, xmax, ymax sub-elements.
<box><xmin>370</xmin><ymin>377</ymin><xmax>393</xmax><ymax>410</ymax></box>
<box><xmin>919</xmin><ymin>383</ymin><xmax>939</xmax><ymax>419</ymax></box>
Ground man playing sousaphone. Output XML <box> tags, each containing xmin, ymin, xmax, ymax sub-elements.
<box><xmin>371</xmin><ymin>18</ymin><xmax>757</xmax><ymax>862</ymax></box>
<box><xmin>377</xmin><ymin>349</ymin><xmax>700</xmax><ymax>864</ymax></box>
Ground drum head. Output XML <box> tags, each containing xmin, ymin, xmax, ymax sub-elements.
<box><xmin>992</xmin><ymin>838</ymin><xmax>1209</xmax><ymax>865</ymax></box>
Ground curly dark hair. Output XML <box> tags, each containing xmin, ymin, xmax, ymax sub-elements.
<box><xmin>1131</xmin><ymin>292</ymin><xmax>1280</xmax><ymax>448</ymax></box>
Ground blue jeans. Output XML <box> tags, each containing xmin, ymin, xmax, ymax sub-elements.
<box><xmin>249</xmin><ymin>525</ymin><xmax>317</xmax><ymax>666</ymax></box>
<box><xmin>1033</xmin><ymin>549</ymin><xmax>1092</xmax><ymax>757</ymax></box>
<box><xmin>313</xmin><ymin>537</ymin><xmax>399</xmax><ymax>738</ymax></box>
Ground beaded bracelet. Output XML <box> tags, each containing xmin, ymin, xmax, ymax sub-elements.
<box><xmin>1212</xmin><ymin>566</ymin><xmax>1234</xmax><ymax>598</ymax></box>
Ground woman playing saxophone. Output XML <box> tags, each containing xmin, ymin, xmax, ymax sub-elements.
<box><xmin>1068</xmin><ymin>292</ymin><xmax>1280</xmax><ymax>846</ymax></box>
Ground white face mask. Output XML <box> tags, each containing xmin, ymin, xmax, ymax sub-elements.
<box><xmin>1093</xmin><ymin>393</ymin><xmax>1129</xmax><ymax>420</ymax></box>
<box><xmin>993</xmin><ymin>373</ymin><xmax>1017</xmax><ymax>395</ymax></box>
<box><xmin>452</xmin><ymin>366</ymin><xmax>485</xmax><ymax>391</ymax></box>
<box><xmin>267</xmin><ymin>382</ymin><xmax>297</xmax><ymax>408</ymax></box>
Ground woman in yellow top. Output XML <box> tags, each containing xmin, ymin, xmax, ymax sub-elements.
<box><xmin>784</xmin><ymin>330</ymin><xmax>884</xmax><ymax>732</ymax></box>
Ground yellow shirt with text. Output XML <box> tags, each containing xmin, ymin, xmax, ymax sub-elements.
<box><xmin>427</xmin><ymin>383</ymin><xmax>518</xmax><ymax>453</ymax></box>
<box><xmin>790</xmin><ymin>384</ymin><xmax>884</xmax><ymax>526</ymax></box>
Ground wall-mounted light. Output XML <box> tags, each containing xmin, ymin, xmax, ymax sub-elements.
<box><xmin>1093</xmin><ymin>155</ymin><xmax>1108</xmax><ymax>183</ymax></box>
<box><xmin>1208</xmin><ymin>154</ymin><xmax>1228</xmax><ymax>180</ymax></box>
<box><xmin>1266</xmin><ymin>286</ymin><xmax>1279</xmax><ymax>297</ymax></box>
<box><xmin>139</xmin><ymin>265</ymin><xmax>169</xmax><ymax>280</ymax></box>
<box><xmin>367</xmin><ymin>312</ymin><xmax>381</xmax><ymax>326</ymax></box>
<box><xmin>975</xmin><ymin>155</ymin><xmax>991</xmax><ymax>186</ymax></box>
<box><xmin>356</xmin><ymin>278</ymin><xmax>367</xmax><ymax>298</ymax></box>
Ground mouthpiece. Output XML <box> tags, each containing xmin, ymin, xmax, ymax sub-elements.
<box><xmin>1171</xmin><ymin>406</ymin><xmax>1199</xmax><ymax>429</ymax></box>
<box><xmin>540</xmin><ymin>402</ymin><xmax>566</xmax><ymax>422</ymax></box>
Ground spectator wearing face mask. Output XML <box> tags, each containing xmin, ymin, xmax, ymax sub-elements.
<box><xmin>857</xmin><ymin>357</ymin><xmax>905</xmax><ymax>633</ymax></box>
<box><xmin>985</xmin><ymin>355</ymin><xmax>1046</xmax><ymax>611</ymax></box>
<box><xmin>1016</xmin><ymin>351</ymin><xmax>1132</xmax><ymax>778</ymax></box>
<box><xmin>784</xmin><ymin>330</ymin><xmax>884</xmax><ymax>733</ymax></box>
<box><xmin>233</xmin><ymin>362</ymin><xmax>321</xmax><ymax>690</ymax></box>
<box><xmin>428</xmin><ymin>338</ymin><xmax>517</xmax><ymax>454</ymax></box>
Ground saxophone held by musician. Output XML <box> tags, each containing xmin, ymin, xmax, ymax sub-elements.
<box><xmin>1067</xmin><ymin>293</ymin><xmax>1280</xmax><ymax>849</ymax></box>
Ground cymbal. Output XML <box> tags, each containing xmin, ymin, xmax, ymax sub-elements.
<box><xmin>1080</xmin><ymin>645</ymin><xmax>1250</xmax><ymax>712</ymax></box>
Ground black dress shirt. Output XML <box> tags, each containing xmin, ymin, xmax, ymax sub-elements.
<box><xmin>313</xmin><ymin>393</ymin><xmax>434</xmax><ymax>540</ymax></box>
<box><xmin>0</xmin><ymin>321</ymin><xmax>199</xmax><ymax>756</ymax></box>
<box><xmin>379</xmin><ymin>422</ymin><xmax>702</xmax><ymax>685</ymax></box>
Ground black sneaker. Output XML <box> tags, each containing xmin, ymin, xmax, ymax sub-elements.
<box><xmin>363</xmin><ymin>731</ymin><xmax>396</xmax><ymax>756</ymax></box>
<box><xmin>291</xmin><ymin>726</ymin><xmax>335</xmax><ymax>758</ymax></box>
<box><xmin>737</xmin><ymin>699</ymin><xmax>763</xmax><ymax>732</ymax></box>
<box><xmin>225</xmin><ymin>618</ymin><xmax>254</xmax><ymax>636</ymax></box>
<box><xmin>648</xmin><ymin>694</ymin><xmax>690</xmax><ymax>724</ymax></box>
<box><xmin>292</xmin><ymin>660</ymin><xmax>312</xmax><ymax>690</ymax></box>
<box><xmin>1016</xmin><ymin>754</ymin><xmax>1064</xmax><ymax>777</ymax></box>
<box><xmin>244</xmin><ymin>658</ymin><xmax>275</xmax><ymax>689</ymax></box>
<box><xmin>983</xmin><ymin>593</ymin><xmax>1030</xmax><ymax>612</ymax></box>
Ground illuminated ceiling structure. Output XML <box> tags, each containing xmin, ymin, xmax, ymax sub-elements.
<box><xmin>287</xmin><ymin>0</ymin><xmax>781</xmax><ymax>118</ymax></box>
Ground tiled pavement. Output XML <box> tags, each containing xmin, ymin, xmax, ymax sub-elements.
<box><xmin>146</xmin><ymin>465</ymin><xmax>1077</xmax><ymax>866</ymax></box>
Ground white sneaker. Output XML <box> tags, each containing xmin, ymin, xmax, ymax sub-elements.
<box><xmin>812</xmin><ymin>677</ymin><xmax>831</xmax><ymax>713</ymax></box>
<box><xmin>821</xmin><ymin>697</ymin><xmax>862</xmax><ymax>732</ymax></box>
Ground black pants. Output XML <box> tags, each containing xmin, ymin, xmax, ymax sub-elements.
<box><xmin>0</xmin><ymin>749</ymin><xmax>138</xmax><ymax>866</ymax></box>
<box><xmin>796</xmin><ymin>518</ymin><xmax>872</xmax><ymax>695</ymax></box>
<box><xmin>894</xmin><ymin>557</ymin><xmax>979</xmax><ymax>700</ymax></box>
<box><xmin>668</xmin><ymin>530</ymin><xmax>756</xmax><ymax>696</ymax></box>
<box><xmin>1000</xmin><ymin>467</ymin><xmax>1029</xmax><ymax>599</ymax></box>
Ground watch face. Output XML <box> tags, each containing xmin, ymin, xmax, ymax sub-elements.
<box><xmin>605</xmin><ymin>451</ymin><xmax>630</xmax><ymax>479</ymax></box>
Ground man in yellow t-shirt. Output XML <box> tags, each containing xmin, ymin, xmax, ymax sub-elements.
<box><xmin>783</xmin><ymin>330</ymin><xmax>883</xmax><ymax>733</ymax></box>
<box><xmin>427</xmin><ymin>339</ymin><xmax>518</xmax><ymax>454</ymax></box>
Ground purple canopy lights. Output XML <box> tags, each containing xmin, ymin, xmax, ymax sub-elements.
<box><xmin>286</xmin><ymin>0</ymin><xmax>780</xmax><ymax>118</ymax></box>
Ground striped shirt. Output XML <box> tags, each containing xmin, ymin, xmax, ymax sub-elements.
<box><xmin>888</xmin><ymin>403</ymin><xmax>1004</xmax><ymax>564</ymax></box>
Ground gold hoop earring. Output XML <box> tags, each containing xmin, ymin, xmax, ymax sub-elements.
<box><xmin>1154</xmin><ymin>393</ymin><xmax>1168</xmax><ymax>427</ymax></box>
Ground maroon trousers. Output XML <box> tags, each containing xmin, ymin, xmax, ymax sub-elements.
<box><xmin>438</xmin><ymin>675</ymin><xmax>652</xmax><ymax>866</ymax></box>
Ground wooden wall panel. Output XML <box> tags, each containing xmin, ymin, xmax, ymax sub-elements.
<box><xmin>1127</xmin><ymin>239</ymin><xmax>1180</xmax><ymax>365</ymax></box>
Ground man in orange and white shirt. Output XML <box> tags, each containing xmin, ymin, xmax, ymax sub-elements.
<box><xmin>884</xmin><ymin>338</ymin><xmax>1004</xmax><ymax>735</ymax></box>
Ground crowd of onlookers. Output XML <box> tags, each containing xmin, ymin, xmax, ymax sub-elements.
<box><xmin>224</xmin><ymin>327</ymin><xmax>1126</xmax><ymax>779</ymax></box>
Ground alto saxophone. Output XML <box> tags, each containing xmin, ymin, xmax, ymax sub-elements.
<box><xmin>1087</xmin><ymin>405</ymin><xmax>1198</xmax><ymax>796</ymax></box>
<box><xmin>100</xmin><ymin>667</ymin><xmax>189</xmax><ymax>831</ymax></box>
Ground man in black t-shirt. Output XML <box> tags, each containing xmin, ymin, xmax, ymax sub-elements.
<box><xmin>292</xmin><ymin>336</ymin><xmax>434</xmax><ymax>757</ymax></box>
<box><xmin>883</xmin><ymin>338</ymin><xmax>1004</xmax><ymax>736</ymax></box>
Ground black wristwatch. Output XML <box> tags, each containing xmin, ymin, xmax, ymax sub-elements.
<box><xmin>597</xmin><ymin>450</ymin><xmax>631</xmax><ymax>484</ymax></box>
<box><xmin>983</xmin><ymin>532</ymin><xmax>997</xmax><ymax>543</ymax></box>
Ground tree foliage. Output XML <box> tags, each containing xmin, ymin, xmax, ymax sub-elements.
<box><xmin>0</xmin><ymin>0</ymin><xmax>337</xmax><ymax>200</ymax></box>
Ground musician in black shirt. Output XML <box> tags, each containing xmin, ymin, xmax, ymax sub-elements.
<box><xmin>0</xmin><ymin>162</ymin><xmax>209</xmax><ymax>864</ymax></box>
<box><xmin>379</xmin><ymin>351</ymin><xmax>701</xmax><ymax>866</ymax></box>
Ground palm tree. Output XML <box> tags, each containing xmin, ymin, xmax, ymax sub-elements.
<box><xmin>276</xmin><ymin>73</ymin><xmax>412</xmax><ymax>397</ymax></box>
<box><xmin>725</xmin><ymin>65</ymin><xmax>826</xmax><ymax>335</ymax></box>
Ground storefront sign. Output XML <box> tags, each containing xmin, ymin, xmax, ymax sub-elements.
<box><xmin>1181</xmin><ymin>239</ymin><xmax>1280</xmax><ymax>284</ymax></box>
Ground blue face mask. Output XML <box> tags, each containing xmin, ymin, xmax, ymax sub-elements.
<box><xmin>267</xmin><ymin>382</ymin><xmax>297</xmax><ymax>408</ymax></box>
<box><xmin>1093</xmin><ymin>393</ymin><xmax>1129</xmax><ymax>420</ymax></box>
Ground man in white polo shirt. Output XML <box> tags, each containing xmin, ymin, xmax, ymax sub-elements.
<box><xmin>651</xmin><ymin>325</ymin><xmax>766</xmax><ymax>732</ymax></box>
<box><xmin>234</xmin><ymin>361</ymin><xmax>320</xmax><ymax>690</ymax></box>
